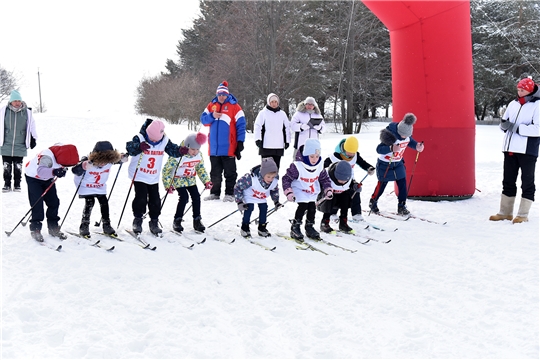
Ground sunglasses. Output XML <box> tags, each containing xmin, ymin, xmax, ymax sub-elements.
<box><xmin>217</xmin><ymin>93</ymin><xmax>228</xmax><ymax>96</ymax></box>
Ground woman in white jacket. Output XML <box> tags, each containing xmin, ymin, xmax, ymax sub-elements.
<box><xmin>254</xmin><ymin>93</ymin><xmax>291</xmax><ymax>170</ymax></box>
<box><xmin>290</xmin><ymin>96</ymin><xmax>326</xmax><ymax>160</ymax></box>
<box><xmin>490</xmin><ymin>77</ymin><xmax>540</xmax><ymax>223</ymax></box>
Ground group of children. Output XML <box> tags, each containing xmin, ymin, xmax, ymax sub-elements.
<box><xmin>24</xmin><ymin>114</ymin><xmax>424</xmax><ymax>243</ymax></box>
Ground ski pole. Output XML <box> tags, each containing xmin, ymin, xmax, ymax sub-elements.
<box><xmin>183</xmin><ymin>188</ymin><xmax>206</xmax><ymax>217</ymax></box>
<box><xmin>117</xmin><ymin>153</ymin><xmax>144</xmax><ymax>229</ymax></box>
<box><xmin>60</xmin><ymin>170</ymin><xmax>86</xmax><ymax>230</ymax></box>
<box><xmin>21</xmin><ymin>212</ymin><xmax>32</xmax><ymax>227</ymax></box>
<box><xmin>95</xmin><ymin>161</ymin><xmax>124</xmax><ymax>227</ymax></box>
<box><xmin>207</xmin><ymin>209</ymin><xmax>239</xmax><ymax>229</ymax></box>
<box><xmin>158</xmin><ymin>157</ymin><xmax>184</xmax><ymax>213</ymax></box>
<box><xmin>351</xmin><ymin>172</ymin><xmax>369</xmax><ymax>200</ymax></box>
<box><xmin>407</xmin><ymin>142</ymin><xmax>423</xmax><ymax>195</ymax></box>
<box><xmin>250</xmin><ymin>200</ymin><xmax>289</xmax><ymax>224</ymax></box>
<box><xmin>5</xmin><ymin>177</ymin><xmax>58</xmax><ymax>236</ymax></box>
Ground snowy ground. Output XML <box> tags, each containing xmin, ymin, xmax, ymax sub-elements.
<box><xmin>1</xmin><ymin>111</ymin><xmax>538</xmax><ymax>359</ymax></box>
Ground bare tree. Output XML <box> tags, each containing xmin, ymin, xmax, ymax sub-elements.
<box><xmin>0</xmin><ymin>65</ymin><xmax>18</xmax><ymax>103</ymax></box>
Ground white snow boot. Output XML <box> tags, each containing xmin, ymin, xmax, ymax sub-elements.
<box><xmin>489</xmin><ymin>194</ymin><xmax>515</xmax><ymax>221</ymax></box>
<box><xmin>512</xmin><ymin>198</ymin><xmax>533</xmax><ymax>224</ymax></box>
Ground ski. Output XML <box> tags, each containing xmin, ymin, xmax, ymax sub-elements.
<box><xmin>124</xmin><ymin>230</ymin><xmax>157</xmax><ymax>250</ymax></box>
<box><xmin>168</xmin><ymin>230</ymin><xmax>196</xmax><ymax>249</ymax></box>
<box><xmin>310</xmin><ymin>234</ymin><xmax>357</xmax><ymax>253</ymax></box>
<box><xmin>364</xmin><ymin>222</ymin><xmax>397</xmax><ymax>232</ymax></box>
<box><xmin>66</xmin><ymin>231</ymin><xmax>101</xmax><ymax>245</ymax></box>
<box><xmin>275</xmin><ymin>233</ymin><xmax>328</xmax><ymax>255</ymax></box>
<box><xmin>335</xmin><ymin>231</ymin><xmax>390</xmax><ymax>244</ymax></box>
<box><xmin>363</xmin><ymin>210</ymin><xmax>410</xmax><ymax>221</ymax></box>
<box><xmin>35</xmin><ymin>238</ymin><xmax>62</xmax><ymax>251</ymax></box>
<box><xmin>242</xmin><ymin>236</ymin><xmax>276</xmax><ymax>251</ymax></box>
<box><xmin>66</xmin><ymin>231</ymin><xmax>116</xmax><ymax>251</ymax></box>
<box><xmin>388</xmin><ymin>213</ymin><xmax>447</xmax><ymax>225</ymax></box>
<box><xmin>172</xmin><ymin>230</ymin><xmax>206</xmax><ymax>244</ymax></box>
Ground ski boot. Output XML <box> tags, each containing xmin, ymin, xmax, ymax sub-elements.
<box><xmin>320</xmin><ymin>218</ymin><xmax>335</xmax><ymax>233</ymax></box>
<box><xmin>149</xmin><ymin>219</ymin><xmax>162</xmax><ymax>236</ymax></box>
<box><xmin>258</xmin><ymin>222</ymin><xmax>271</xmax><ymax>237</ymax></box>
<box><xmin>339</xmin><ymin>216</ymin><xmax>354</xmax><ymax>234</ymax></box>
<box><xmin>290</xmin><ymin>219</ymin><xmax>304</xmax><ymax>241</ymax></box>
<box><xmin>133</xmin><ymin>217</ymin><xmax>143</xmax><ymax>233</ymax></box>
<box><xmin>173</xmin><ymin>217</ymin><xmax>184</xmax><ymax>233</ymax></box>
<box><xmin>102</xmin><ymin>219</ymin><xmax>117</xmax><ymax>236</ymax></box>
<box><xmin>79</xmin><ymin>222</ymin><xmax>90</xmax><ymax>237</ymax></box>
<box><xmin>397</xmin><ymin>201</ymin><xmax>410</xmax><ymax>216</ymax></box>
<box><xmin>48</xmin><ymin>226</ymin><xmax>67</xmax><ymax>240</ymax></box>
<box><xmin>240</xmin><ymin>223</ymin><xmax>251</xmax><ymax>238</ymax></box>
<box><xmin>30</xmin><ymin>229</ymin><xmax>44</xmax><ymax>242</ymax></box>
<box><xmin>305</xmin><ymin>220</ymin><xmax>320</xmax><ymax>240</ymax></box>
<box><xmin>193</xmin><ymin>216</ymin><xmax>206</xmax><ymax>233</ymax></box>
<box><xmin>369</xmin><ymin>198</ymin><xmax>380</xmax><ymax>214</ymax></box>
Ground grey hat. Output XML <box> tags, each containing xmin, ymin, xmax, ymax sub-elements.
<box><xmin>184</xmin><ymin>133</ymin><xmax>207</xmax><ymax>150</ymax></box>
<box><xmin>397</xmin><ymin>113</ymin><xmax>417</xmax><ymax>138</ymax></box>
<box><xmin>304</xmin><ymin>96</ymin><xmax>317</xmax><ymax>106</ymax></box>
<box><xmin>334</xmin><ymin>160</ymin><xmax>352</xmax><ymax>182</ymax></box>
<box><xmin>260</xmin><ymin>157</ymin><xmax>278</xmax><ymax>177</ymax></box>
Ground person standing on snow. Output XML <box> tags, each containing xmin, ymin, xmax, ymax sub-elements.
<box><xmin>125</xmin><ymin>119</ymin><xmax>188</xmax><ymax>236</ymax></box>
<box><xmin>200</xmin><ymin>80</ymin><xmax>246</xmax><ymax>202</ymax></box>
<box><xmin>1</xmin><ymin>90</ymin><xmax>38</xmax><ymax>192</ymax></box>
<box><xmin>490</xmin><ymin>77</ymin><xmax>540</xmax><ymax>224</ymax></box>
<box><xmin>254</xmin><ymin>93</ymin><xmax>290</xmax><ymax>170</ymax></box>
<box><xmin>323</xmin><ymin>136</ymin><xmax>375</xmax><ymax>222</ymax></box>
<box><xmin>71</xmin><ymin>141</ymin><xmax>128</xmax><ymax>237</ymax></box>
<box><xmin>369</xmin><ymin>113</ymin><xmax>424</xmax><ymax>216</ymax></box>
<box><xmin>290</xmin><ymin>96</ymin><xmax>326</xmax><ymax>160</ymax></box>
<box><xmin>24</xmin><ymin>144</ymin><xmax>80</xmax><ymax>242</ymax></box>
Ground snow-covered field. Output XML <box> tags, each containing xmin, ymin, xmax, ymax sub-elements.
<box><xmin>1</xmin><ymin>111</ymin><xmax>538</xmax><ymax>358</ymax></box>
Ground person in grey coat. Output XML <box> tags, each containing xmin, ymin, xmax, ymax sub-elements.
<box><xmin>0</xmin><ymin>90</ymin><xmax>38</xmax><ymax>192</ymax></box>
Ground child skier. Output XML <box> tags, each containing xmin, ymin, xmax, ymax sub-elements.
<box><xmin>125</xmin><ymin>119</ymin><xmax>188</xmax><ymax>235</ymax></box>
<box><xmin>71</xmin><ymin>141</ymin><xmax>128</xmax><ymax>237</ymax></box>
<box><xmin>234</xmin><ymin>157</ymin><xmax>280</xmax><ymax>238</ymax></box>
<box><xmin>369</xmin><ymin>113</ymin><xmax>424</xmax><ymax>215</ymax></box>
<box><xmin>162</xmin><ymin>132</ymin><xmax>212</xmax><ymax>234</ymax></box>
<box><xmin>282</xmin><ymin>138</ymin><xmax>333</xmax><ymax>240</ymax></box>
<box><xmin>323</xmin><ymin>136</ymin><xmax>375</xmax><ymax>222</ymax></box>
<box><xmin>24</xmin><ymin>143</ymin><xmax>79</xmax><ymax>241</ymax></box>
<box><xmin>318</xmin><ymin>160</ymin><xmax>362</xmax><ymax>234</ymax></box>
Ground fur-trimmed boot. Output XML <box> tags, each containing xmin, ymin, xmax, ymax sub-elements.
<box><xmin>489</xmin><ymin>194</ymin><xmax>515</xmax><ymax>221</ymax></box>
<box><xmin>512</xmin><ymin>198</ymin><xmax>533</xmax><ymax>224</ymax></box>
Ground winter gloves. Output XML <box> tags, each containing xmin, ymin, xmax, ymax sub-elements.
<box><xmin>53</xmin><ymin>168</ymin><xmax>66</xmax><ymax>178</ymax></box>
<box><xmin>205</xmin><ymin>182</ymin><xmax>213</xmax><ymax>190</ymax></box>
<box><xmin>140</xmin><ymin>142</ymin><xmax>151</xmax><ymax>152</ymax></box>
<box><xmin>235</xmin><ymin>141</ymin><xmax>244</xmax><ymax>160</ymax></box>
<box><xmin>368</xmin><ymin>166</ymin><xmax>375</xmax><ymax>176</ymax></box>
<box><xmin>237</xmin><ymin>202</ymin><xmax>249</xmax><ymax>213</ymax></box>
<box><xmin>284</xmin><ymin>188</ymin><xmax>295</xmax><ymax>202</ymax></box>
<box><xmin>500</xmin><ymin>119</ymin><xmax>519</xmax><ymax>133</ymax></box>
<box><xmin>416</xmin><ymin>142</ymin><xmax>425</xmax><ymax>152</ymax></box>
<box><xmin>255</xmin><ymin>140</ymin><xmax>263</xmax><ymax>148</ymax></box>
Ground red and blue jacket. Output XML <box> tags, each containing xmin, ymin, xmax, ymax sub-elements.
<box><xmin>200</xmin><ymin>94</ymin><xmax>246</xmax><ymax>157</ymax></box>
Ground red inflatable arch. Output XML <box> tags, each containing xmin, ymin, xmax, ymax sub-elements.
<box><xmin>362</xmin><ymin>1</ymin><xmax>475</xmax><ymax>200</ymax></box>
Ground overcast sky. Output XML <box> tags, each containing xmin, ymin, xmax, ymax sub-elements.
<box><xmin>0</xmin><ymin>0</ymin><xmax>201</xmax><ymax>113</ymax></box>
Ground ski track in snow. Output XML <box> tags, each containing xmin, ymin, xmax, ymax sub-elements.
<box><xmin>1</xmin><ymin>112</ymin><xmax>538</xmax><ymax>358</ymax></box>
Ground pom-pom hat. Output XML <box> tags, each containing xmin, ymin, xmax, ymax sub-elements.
<box><xmin>260</xmin><ymin>157</ymin><xmax>278</xmax><ymax>177</ymax></box>
<box><xmin>184</xmin><ymin>133</ymin><xmax>207</xmax><ymax>150</ymax></box>
<box><xmin>397</xmin><ymin>113</ymin><xmax>417</xmax><ymax>138</ymax></box>
<box><xmin>216</xmin><ymin>81</ymin><xmax>229</xmax><ymax>95</ymax></box>
<box><xmin>517</xmin><ymin>77</ymin><xmax>535</xmax><ymax>93</ymax></box>
<box><xmin>334</xmin><ymin>160</ymin><xmax>352</xmax><ymax>182</ymax></box>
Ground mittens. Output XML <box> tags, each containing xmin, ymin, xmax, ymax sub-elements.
<box><xmin>367</xmin><ymin>167</ymin><xmax>375</xmax><ymax>176</ymax></box>
<box><xmin>324</xmin><ymin>188</ymin><xmax>333</xmax><ymax>200</ymax></box>
<box><xmin>53</xmin><ymin>168</ymin><xmax>66</xmax><ymax>178</ymax></box>
<box><xmin>140</xmin><ymin>142</ymin><xmax>151</xmax><ymax>152</ymax></box>
<box><xmin>284</xmin><ymin>188</ymin><xmax>295</xmax><ymax>202</ymax></box>
<box><xmin>237</xmin><ymin>202</ymin><xmax>249</xmax><ymax>213</ymax></box>
<box><xmin>205</xmin><ymin>182</ymin><xmax>213</xmax><ymax>190</ymax></box>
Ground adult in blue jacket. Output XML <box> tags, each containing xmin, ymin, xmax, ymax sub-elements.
<box><xmin>200</xmin><ymin>81</ymin><xmax>246</xmax><ymax>202</ymax></box>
